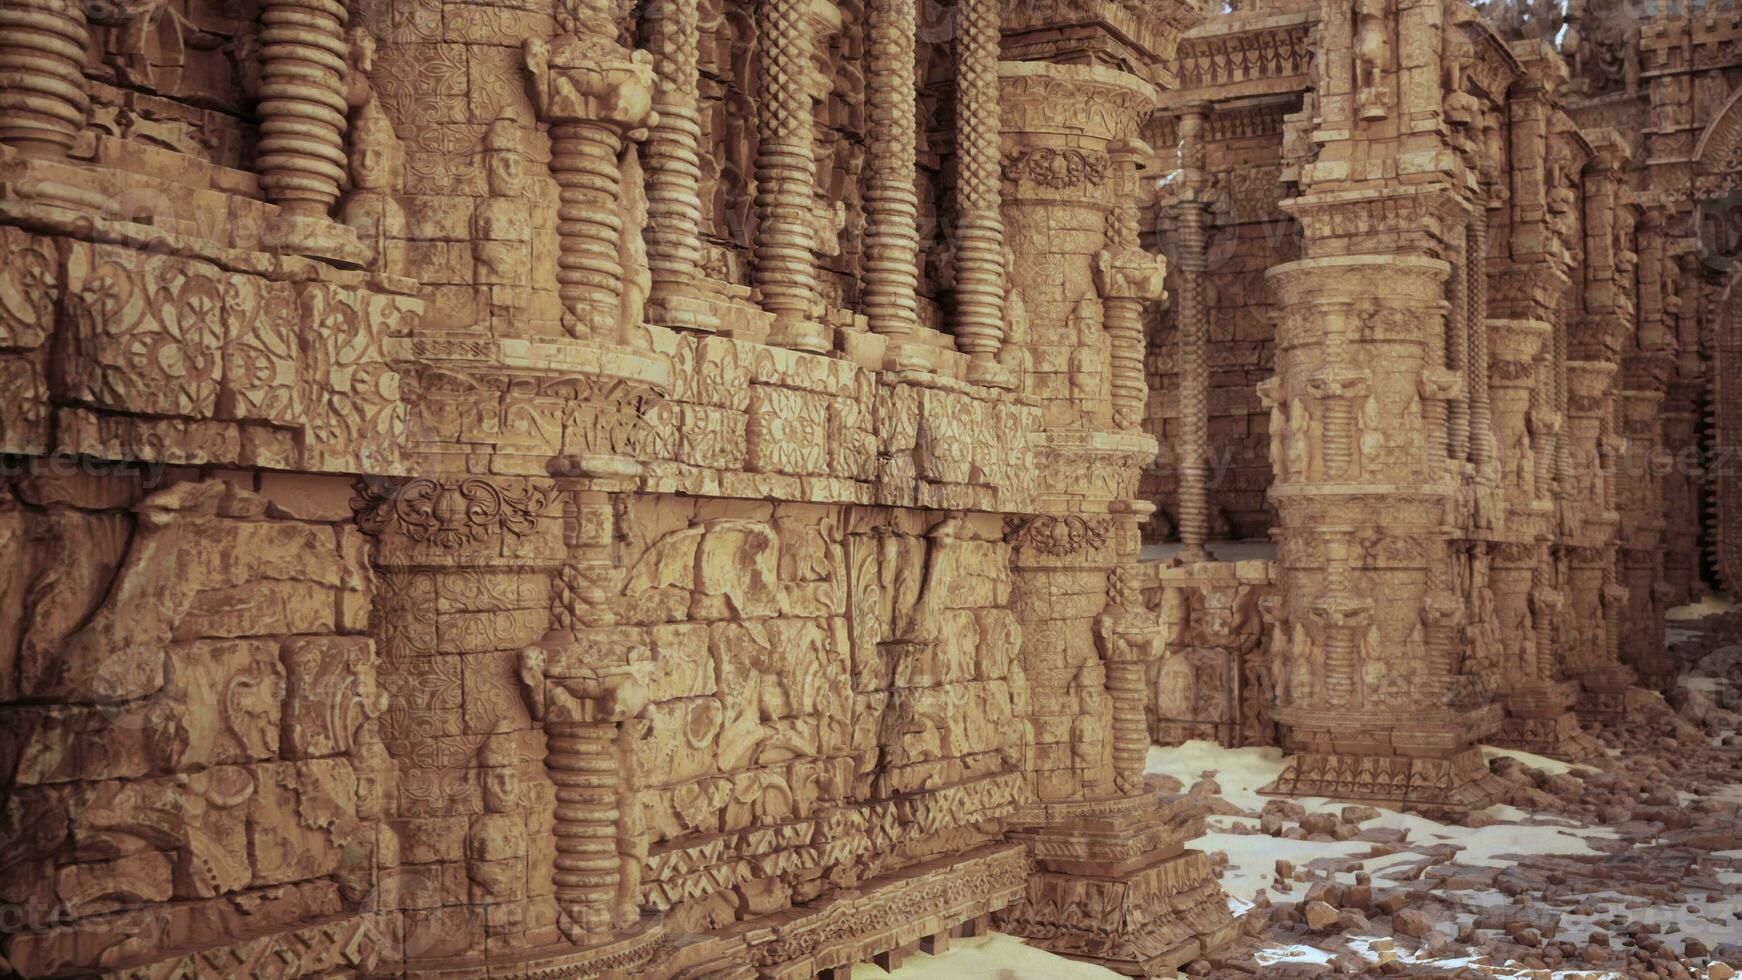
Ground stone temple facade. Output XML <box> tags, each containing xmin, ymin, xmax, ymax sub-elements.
<box><xmin>0</xmin><ymin>0</ymin><xmax>1731</xmax><ymax>976</ymax></box>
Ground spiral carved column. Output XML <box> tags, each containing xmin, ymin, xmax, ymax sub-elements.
<box><xmin>557</xmin><ymin>121</ymin><xmax>628</xmax><ymax>340</ymax></box>
<box><xmin>1174</xmin><ymin>108</ymin><xmax>1212</xmax><ymax>561</ymax></box>
<box><xmin>1101</xmin><ymin>513</ymin><xmax>1153</xmax><ymax>798</ymax></box>
<box><xmin>545</xmin><ymin>701</ymin><xmax>622</xmax><ymax>939</ymax></box>
<box><xmin>1466</xmin><ymin>196</ymin><xmax>1495</xmax><ymax>474</ymax></box>
<box><xmin>753</xmin><ymin>0</ymin><xmax>827</xmax><ymax>353</ymax></box>
<box><xmin>519</xmin><ymin>477</ymin><xmax>660</xmax><ymax>961</ymax></box>
<box><xmin>0</xmin><ymin>0</ymin><xmax>89</xmax><ymax>159</ymax></box>
<box><xmin>952</xmin><ymin>0</ymin><xmax>1006</xmax><ymax>376</ymax></box>
<box><xmin>525</xmin><ymin>33</ymin><xmax>657</xmax><ymax>345</ymax></box>
<box><xmin>1098</xmin><ymin>144</ymin><xmax>1164</xmax><ymax>434</ymax></box>
<box><xmin>642</xmin><ymin>0</ymin><xmax>719</xmax><ymax>333</ymax></box>
<box><xmin>863</xmin><ymin>0</ymin><xmax>923</xmax><ymax>351</ymax></box>
<box><xmin>1445</xmin><ymin>225</ymin><xmax>1472</xmax><ymax>462</ymax></box>
<box><xmin>257</xmin><ymin>0</ymin><xmax>349</xmax><ymax>218</ymax></box>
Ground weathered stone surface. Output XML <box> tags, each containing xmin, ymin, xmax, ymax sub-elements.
<box><xmin>0</xmin><ymin>1</ymin><xmax>1715</xmax><ymax>976</ymax></box>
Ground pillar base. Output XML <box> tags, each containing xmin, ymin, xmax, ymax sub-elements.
<box><xmin>262</xmin><ymin>212</ymin><xmax>371</xmax><ymax>267</ymax></box>
<box><xmin>1570</xmin><ymin>664</ymin><xmax>1634</xmax><ymax>724</ymax></box>
<box><xmin>650</xmin><ymin>289</ymin><xmax>723</xmax><ymax>334</ymax></box>
<box><xmin>1262</xmin><ymin>745</ymin><xmax>1504</xmax><ymax>814</ymax></box>
<box><xmin>742</xmin><ymin>843</ymin><xmax>1029</xmax><ymax>977</ymax></box>
<box><xmin>998</xmin><ymin>787</ymin><xmax>1237</xmax><ymax>976</ymax></box>
<box><xmin>1491</xmin><ymin>710</ymin><xmax>1602</xmax><ymax>762</ymax></box>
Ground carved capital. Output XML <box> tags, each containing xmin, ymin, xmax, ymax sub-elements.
<box><xmin>1310</xmin><ymin>594</ymin><xmax>1373</xmax><ymax>628</ymax></box>
<box><xmin>517</xmin><ymin>642</ymin><xmax>653</xmax><ymax>730</ymax></box>
<box><xmin>1093</xmin><ymin>247</ymin><xmax>1168</xmax><ymax>301</ymax></box>
<box><xmin>1530</xmin><ymin>586</ymin><xmax>1565</xmax><ymax>616</ymax></box>
<box><xmin>1305</xmin><ymin>366</ymin><xmax>1372</xmax><ymax>400</ymax></box>
<box><xmin>1001</xmin><ymin>148</ymin><xmax>1111</xmax><ymax>190</ymax></box>
<box><xmin>1419</xmin><ymin>366</ymin><xmax>1464</xmax><ymax>401</ymax></box>
<box><xmin>1004</xmin><ymin>514</ymin><xmax>1112</xmax><ymax>556</ymax></box>
<box><xmin>353</xmin><ymin>476</ymin><xmax>554</xmax><ymax>549</ymax></box>
<box><xmin>524</xmin><ymin>34</ymin><xmax>657</xmax><ymax>135</ymax></box>
<box><xmin>1421</xmin><ymin>590</ymin><xmax>1466</xmax><ymax>628</ymax></box>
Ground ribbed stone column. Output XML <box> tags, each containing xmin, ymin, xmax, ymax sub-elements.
<box><xmin>0</xmin><ymin>0</ymin><xmax>88</xmax><ymax>159</ymax></box>
<box><xmin>256</xmin><ymin>0</ymin><xmax>349</xmax><ymax>218</ymax></box>
<box><xmin>1445</xmin><ymin>224</ymin><xmax>1472</xmax><ymax>461</ymax></box>
<box><xmin>1097</xmin><ymin>142</ymin><xmax>1164</xmax><ymax>433</ymax></box>
<box><xmin>1466</xmin><ymin>196</ymin><xmax>1495</xmax><ymax>474</ymax></box>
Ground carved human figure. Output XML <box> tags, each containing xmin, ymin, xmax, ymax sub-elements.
<box><xmin>468</xmin><ymin>764</ymin><xmax>530</xmax><ymax>936</ymax></box>
<box><xmin>1356</xmin><ymin>394</ymin><xmax>1382</xmax><ymax>477</ymax></box>
<box><xmin>1068</xmin><ymin>299</ymin><xmax>1102</xmax><ymax>402</ymax></box>
<box><xmin>620</xmin><ymin>144</ymin><xmax>651</xmax><ymax>343</ymax></box>
<box><xmin>1354</xmin><ymin>0</ymin><xmax>1393</xmax><ymax>120</ymax></box>
<box><xmin>473</xmin><ymin>115</ymin><xmax>534</xmax><ymax>292</ymax></box>
<box><xmin>344</xmin><ymin>25</ymin><xmax>377</xmax><ymax>111</ymax></box>
<box><xmin>1260</xmin><ymin>594</ymin><xmax>1290</xmax><ymax>707</ymax></box>
<box><xmin>1288</xmin><ymin>621</ymin><xmax>1314</xmax><ymax>706</ymax></box>
<box><xmin>1514</xmin><ymin>428</ymin><xmax>1536</xmax><ymax>500</ymax></box>
<box><xmin>340</xmin><ymin>99</ymin><xmax>406</xmax><ymax>274</ymax></box>
<box><xmin>1284</xmin><ymin>398</ymin><xmax>1311</xmax><ymax>482</ymax></box>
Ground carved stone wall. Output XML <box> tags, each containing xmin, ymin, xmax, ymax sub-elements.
<box><xmin>1141</xmin><ymin>558</ymin><xmax>1277</xmax><ymax>748</ymax></box>
<box><xmin>0</xmin><ymin>0</ymin><xmax>1240</xmax><ymax>975</ymax></box>
<box><xmin>0</xmin><ymin>0</ymin><xmax>1723</xmax><ymax>973</ymax></box>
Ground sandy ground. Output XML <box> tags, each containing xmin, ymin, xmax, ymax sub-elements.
<box><xmin>883</xmin><ymin>598</ymin><xmax>1742</xmax><ymax>979</ymax></box>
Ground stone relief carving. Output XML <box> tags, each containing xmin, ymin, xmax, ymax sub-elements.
<box><xmin>0</xmin><ymin>0</ymin><xmax>1718</xmax><ymax>973</ymax></box>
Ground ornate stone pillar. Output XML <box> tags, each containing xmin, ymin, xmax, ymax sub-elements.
<box><xmin>1171</xmin><ymin>105</ymin><xmax>1213</xmax><ymax>561</ymax></box>
<box><xmin>514</xmin><ymin>467</ymin><xmax>661</xmax><ymax>965</ymax></box>
<box><xmin>0</xmin><ymin>0</ymin><xmax>89</xmax><ymax>159</ymax></box>
<box><xmin>353</xmin><ymin>475</ymin><xmax>569</xmax><ymax>968</ymax></box>
<box><xmin>1617</xmin><ymin>386</ymin><xmax>1672</xmax><ymax>687</ymax></box>
<box><xmin>862</xmin><ymin>0</ymin><xmax>924</xmax><ymax>362</ymax></box>
<box><xmin>994</xmin><ymin>58</ymin><xmax>1233</xmax><ymax>975</ymax></box>
<box><xmin>1659</xmin><ymin>249</ymin><xmax>1703</xmax><ymax>604</ymax></box>
<box><xmin>1486</xmin><ymin>317</ymin><xmax>1588</xmax><ymax>757</ymax></box>
<box><xmin>1560</xmin><ymin>360</ymin><xmax>1630</xmax><ymax>717</ymax></box>
<box><xmin>525</xmin><ymin>26</ymin><xmax>658</xmax><ymax>345</ymax></box>
<box><xmin>256</xmin><ymin>0</ymin><xmax>349</xmax><ymax>218</ymax></box>
<box><xmin>642</xmin><ymin>0</ymin><xmax>720</xmax><ymax>333</ymax></box>
<box><xmin>952</xmin><ymin>0</ymin><xmax>1008</xmax><ymax>382</ymax></box>
<box><xmin>1561</xmin><ymin>132</ymin><xmax>1634</xmax><ymax>722</ymax></box>
<box><xmin>1265</xmin><ymin>232</ymin><xmax>1502</xmax><ymax>811</ymax></box>
<box><xmin>752</xmin><ymin>0</ymin><xmax>828</xmax><ymax>353</ymax></box>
